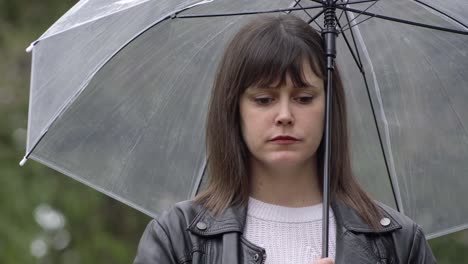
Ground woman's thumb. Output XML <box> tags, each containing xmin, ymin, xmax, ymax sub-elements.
<box><xmin>313</xmin><ymin>257</ymin><xmax>334</xmax><ymax>264</ymax></box>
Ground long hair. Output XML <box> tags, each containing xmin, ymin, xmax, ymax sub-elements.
<box><xmin>195</xmin><ymin>14</ymin><xmax>381</xmax><ymax>228</ymax></box>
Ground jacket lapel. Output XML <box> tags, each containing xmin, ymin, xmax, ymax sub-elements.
<box><xmin>187</xmin><ymin>204</ymin><xmax>260</xmax><ymax>264</ymax></box>
<box><xmin>332</xmin><ymin>201</ymin><xmax>402</xmax><ymax>263</ymax></box>
<box><xmin>187</xmin><ymin>203</ymin><xmax>246</xmax><ymax>236</ymax></box>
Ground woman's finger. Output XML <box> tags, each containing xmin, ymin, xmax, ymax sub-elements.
<box><xmin>312</xmin><ymin>257</ymin><xmax>334</xmax><ymax>264</ymax></box>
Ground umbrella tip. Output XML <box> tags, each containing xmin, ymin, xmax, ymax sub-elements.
<box><xmin>19</xmin><ymin>157</ymin><xmax>28</xmax><ymax>166</ymax></box>
<box><xmin>26</xmin><ymin>42</ymin><xmax>35</xmax><ymax>53</ymax></box>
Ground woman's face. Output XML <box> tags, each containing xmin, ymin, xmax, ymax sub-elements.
<box><xmin>239</xmin><ymin>64</ymin><xmax>325</xmax><ymax>169</ymax></box>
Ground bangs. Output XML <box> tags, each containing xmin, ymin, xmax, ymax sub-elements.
<box><xmin>237</xmin><ymin>19</ymin><xmax>325</xmax><ymax>91</ymax></box>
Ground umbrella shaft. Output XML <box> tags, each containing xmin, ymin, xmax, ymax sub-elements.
<box><xmin>322</xmin><ymin>1</ymin><xmax>338</xmax><ymax>258</ymax></box>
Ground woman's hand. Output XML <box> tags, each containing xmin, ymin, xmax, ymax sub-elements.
<box><xmin>312</xmin><ymin>258</ymin><xmax>334</xmax><ymax>264</ymax></box>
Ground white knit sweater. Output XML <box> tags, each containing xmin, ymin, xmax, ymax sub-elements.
<box><xmin>243</xmin><ymin>197</ymin><xmax>336</xmax><ymax>264</ymax></box>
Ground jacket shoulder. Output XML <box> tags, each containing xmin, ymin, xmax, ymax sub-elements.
<box><xmin>376</xmin><ymin>202</ymin><xmax>415</xmax><ymax>230</ymax></box>
<box><xmin>158</xmin><ymin>200</ymin><xmax>204</xmax><ymax>227</ymax></box>
<box><xmin>154</xmin><ymin>200</ymin><xmax>205</xmax><ymax>243</ymax></box>
<box><xmin>134</xmin><ymin>200</ymin><xmax>204</xmax><ymax>264</ymax></box>
<box><xmin>376</xmin><ymin>202</ymin><xmax>436</xmax><ymax>263</ymax></box>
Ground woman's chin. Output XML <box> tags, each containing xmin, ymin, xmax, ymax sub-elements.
<box><xmin>263</xmin><ymin>153</ymin><xmax>310</xmax><ymax>168</ymax></box>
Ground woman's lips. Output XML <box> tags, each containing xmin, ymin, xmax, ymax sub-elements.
<box><xmin>270</xmin><ymin>136</ymin><xmax>299</xmax><ymax>145</ymax></box>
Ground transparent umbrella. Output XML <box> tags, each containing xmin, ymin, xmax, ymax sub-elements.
<box><xmin>21</xmin><ymin>0</ymin><xmax>468</xmax><ymax>246</ymax></box>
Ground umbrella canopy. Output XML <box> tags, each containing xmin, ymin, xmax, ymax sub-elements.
<box><xmin>22</xmin><ymin>0</ymin><xmax>468</xmax><ymax>239</ymax></box>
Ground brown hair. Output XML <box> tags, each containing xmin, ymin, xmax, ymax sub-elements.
<box><xmin>195</xmin><ymin>14</ymin><xmax>381</xmax><ymax>228</ymax></box>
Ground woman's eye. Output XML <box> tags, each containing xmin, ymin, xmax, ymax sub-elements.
<box><xmin>254</xmin><ymin>97</ymin><xmax>274</xmax><ymax>105</ymax></box>
<box><xmin>295</xmin><ymin>96</ymin><xmax>314</xmax><ymax>104</ymax></box>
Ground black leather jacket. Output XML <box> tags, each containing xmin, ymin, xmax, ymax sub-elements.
<box><xmin>134</xmin><ymin>200</ymin><xmax>436</xmax><ymax>263</ymax></box>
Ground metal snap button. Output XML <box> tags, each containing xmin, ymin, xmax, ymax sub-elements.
<box><xmin>380</xmin><ymin>217</ymin><xmax>391</xmax><ymax>227</ymax></box>
<box><xmin>253</xmin><ymin>253</ymin><xmax>260</xmax><ymax>261</ymax></box>
<box><xmin>196</xmin><ymin>221</ymin><xmax>207</xmax><ymax>230</ymax></box>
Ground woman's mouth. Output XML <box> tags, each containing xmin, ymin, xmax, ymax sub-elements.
<box><xmin>270</xmin><ymin>135</ymin><xmax>299</xmax><ymax>145</ymax></box>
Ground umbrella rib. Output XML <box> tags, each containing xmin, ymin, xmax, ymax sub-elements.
<box><xmin>334</xmin><ymin>0</ymin><xmax>379</xmax><ymax>5</ymax></box>
<box><xmin>336</xmin><ymin>6</ymin><xmax>468</xmax><ymax>35</ymax></box>
<box><xmin>20</xmin><ymin>129</ymin><xmax>49</xmax><ymax>166</ymax></box>
<box><xmin>337</xmin><ymin>0</ymin><xmax>350</xmax><ymax>22</ymax></box>
<box><xmin>306</xmin><ymin>9</ymin><xmax>326</xmax><ymax>31</ymax></box>
<box><xmin>338</xmin><ymin>14</ymin><xmax>402</xmax><ymax>212</ymax></box>
<box><xmin>335</xmin><ymin>17</ymin><xmax>363</xmax><ymax>71</ymax></box>
<box><xmin>292</xmin><ymin>0</ymin><xmax>323</xmax><ymax>31</ymax></box>
<box><xmin>175</xmin><ymin>4</ymin><xmax>325</xmax><ymax>18</ymax></box>
<box><xmin>174</xmin><ymin>1</ymin><xmax>378</xmax><ymax>19</ymax></box>
<box><xmin>308</xmin><ymin>0</ymin><xmax>324</xmax><ymax>4</ymax></box>
<box><xmin>412</xmin><ymin>0</ymin><xmax>468</xmax><ymax>30</ymax></box>
<box><xmin>191</xmin><ymin>157</ymin><xmax>207</xmax><ymax>198</ymax></box>
<box><xmin>343</xmin><ymin>10</ymin><xmax>364</xmax><ymax>78</ymax></box>
<box><xmin>339</xmin><ymin>0</ymin><xmax>380</xmax><ymax>30</ymax></box>
<box><xmin>340</xmin><ymin>14</ymin><xmax>373</xmax><ymax>32</ymax></box>
<box><xmin>310</xmin><ymin>0</ymin><xmax>374</xmax><ymax>4</ymax></box>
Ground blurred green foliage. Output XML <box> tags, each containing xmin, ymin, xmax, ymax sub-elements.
<box><xmin>0</xmin><ymin>0</ymin><xmax>150</xmax><ymax>263</ymax></box>
<box><xmin>0</xmin><ymin>0</ymin><xmax>467</xmax><ymax>263</ymax></box>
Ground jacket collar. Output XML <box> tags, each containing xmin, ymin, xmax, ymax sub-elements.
<box><xmin>188</xmin><ymin>200</ymin><xmax>401</xmax><ymax>237</ymax></box>
<box><xmin>188</xmin><ymin>202</ymin><xmax>246</xmax><ymax>236</ymax></box>
<box><xmin>331</xmin><ymin>201</ymin><xmax>402</xmax><ymax>234</ymax></box>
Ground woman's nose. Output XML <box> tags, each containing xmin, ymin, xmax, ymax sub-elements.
<box><xmin>275</xmin><ymin>101</ymin><xmax>294</xmax><ymax>126</ymax></box>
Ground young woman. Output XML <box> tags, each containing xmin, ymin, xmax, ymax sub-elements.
<box><xmin>134</xmin><ymin>15</ymin><xmax>436</xmax><ymax>264</ymax></box>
